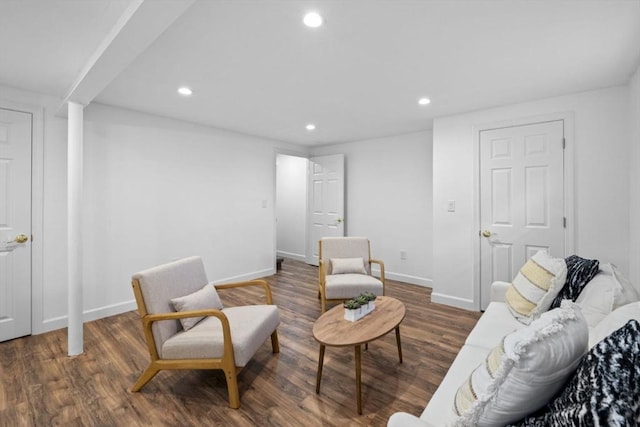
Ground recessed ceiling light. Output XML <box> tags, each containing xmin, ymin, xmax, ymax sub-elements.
<box><xmin>178</xmin><ymin>87</ymin><xmax>193</xmax><ymax>96</ymax></box>
<box><xmin>418</xmin><ymin>97</ymin><xmax>431</xmax><ymax>106</ymax></box>
<box><xmin>303</xmin><ymin>12</ymin><xmax>323</xmax><ymax>28</ymax></box>
<box><xmin>306</xmin><ymin>124</ymin><xmax>316</xmax><ymax>131</ymax></box>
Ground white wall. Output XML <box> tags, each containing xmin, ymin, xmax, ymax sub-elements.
<box><xmin>276</xmin><ymin>154</ymin><xmax>308</xmax><ymax>261</ymax></box>
<box><xmin>312</xmin><ymin>131</ymin><xmax>433</xmax><ymax>286</ymax></box>
<box><xmin>0</xmin><ymin>85</ymin><xmax>305</xmax><ymax>334</ymax></box>
<box><xmin>433</xmin><ymin>85</ymin><xmax>631</xmax><ymax>310</ymax></box>
<box><xmin>629</xmin><ymin>65</ymin><xmax>640</xmax><ymax>286</ymax></box>
<box><xmin>80</xmin><ymin>103</ymin><xmax>302</xmax><ymax>323</ymax></box>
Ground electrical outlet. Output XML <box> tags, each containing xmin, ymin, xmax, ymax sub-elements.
<box><xmin>400</xmin><ymin>250</ymin><xmax>407</xmax><ymax>260</ymax></box>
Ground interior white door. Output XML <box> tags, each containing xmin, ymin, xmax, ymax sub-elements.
<box><xmin>0</xmin><ymin>108</ymin><xmax>32</xmax><ymax>341</ymax></box>
<box><xmin>306</xmin><ymin>154</ymin><xmax>345</xmax><ymax>266</ymax></box>
<box><xmin>479</xmin><ymin>120</ymin><xmax>565</xmax><ymax>310</ymax></box>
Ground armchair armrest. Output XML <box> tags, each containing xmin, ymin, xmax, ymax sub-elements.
<box><xmin>143</xmin><ymin>308</ymin><xmax>226</xmax><ymax>324</ymax></box>
<box><xmin>491</xmin><ymin>280</ymin><xmax>511</xmax><ymax>303</ymax></box>
<box><xmin>215</xmin><ymin>279</ymin><xmax>274</xmax><ymax>304</ymax></box>
<box><xmin>370</xmin><ymin>258</ymin><xmax>385</xmax><ymax>282</ymax></box>
<box><xmin>318</xmin><ymin>260</ymin><xmax>327</xmax><ymax>285</ymax></box>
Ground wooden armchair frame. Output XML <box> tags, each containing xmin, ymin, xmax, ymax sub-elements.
<box><xmin>318</xmin><ymin>238</ymin><xmax>385</xmax><ymax>313</ymax></box>
<box><xmin>130</xmin><ymin>278</ymin><xmax>279</xmax><ymax>409</ymax></box>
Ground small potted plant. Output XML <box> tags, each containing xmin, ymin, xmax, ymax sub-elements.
<box><xmin>343</xmin><ymin>299</ymin><xmax>363</xmax><ymax>322</ymax></box>
<box><xmin>362</xmin><ymin>291</ymin><xmax>377</xmax><ymax>312</ymax></box>
<box><xmin>355</xmin><ymin>294</ymin><xmax>370</xmax><ymax>315</ymax></box>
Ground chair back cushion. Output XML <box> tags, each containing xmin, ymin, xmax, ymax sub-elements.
<box><xmin>320</xmin><ymin>237</ymin><xmax>371</xmax><ymax>275</ymax></box>
<box><xmin>132</xmin><ymin>256</ymin><xmax>209</xmax><ymax>355</ymax></box>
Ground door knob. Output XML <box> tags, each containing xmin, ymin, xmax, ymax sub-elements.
<box><xmin>481</xmin><ymin>230</ymin><xmax>491</xmax><ymax>238</ymax></box>
<box><xmin>10</xmin><ymin>234</ymin><xmax>29</xmax><ymax>244</ymax></box>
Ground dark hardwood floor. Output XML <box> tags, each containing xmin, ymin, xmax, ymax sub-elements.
<box><xmin>0</xmin><ymin>259</ymin><xmax>481</xmax><ymax>426</ymax></box>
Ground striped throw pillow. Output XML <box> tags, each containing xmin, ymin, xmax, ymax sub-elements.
<box><xmin>453</xmin><ymin>302</ymin><xmax>588</xmax><ymax>426</ymax></box>
<box><xmin>505</xmin><ymin>250</ymin><xmax>567</xmax><ymax>324</ymax></box>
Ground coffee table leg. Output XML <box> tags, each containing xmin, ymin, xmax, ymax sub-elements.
<box><xmin>355</xmin><ymin>344</ymin><xmax>362</xmax><ymax>414</ymax></box>
<box><xmin>316</xmin><ymin>344</ymin><xmax>325</xmax><ymax>394</ymax></box>
<box><xmin>395</xmin><ymin>326</ymin><xmax>403</xmax><ymax>363</ymax></box>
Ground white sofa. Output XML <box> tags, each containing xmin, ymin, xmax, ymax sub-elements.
<box><xmin>388</xmin><ymin>263</ymin><xmax>640</xmax><ymax>427</ymax></box>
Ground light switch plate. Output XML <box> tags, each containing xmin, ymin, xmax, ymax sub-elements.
<box><xmin>447</xmin><ymin>200</ymin><xmax>455</xmax><ymax>212</ymax></box>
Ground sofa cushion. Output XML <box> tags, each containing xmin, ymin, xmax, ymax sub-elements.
<box><xmin>170</xmin><ymin>283</ymin><xmax>223</xmax><ymax>331</ymax></box>
<box><xmin>574</xmin><ymin>268</ymin><xmax>617</xmax><ymax>328</ymax></box>
<box><xmin>576</xmin><ymin>263</ymin><xmax>640</xmax><ymax>328</ymax></box>
<box><xmin>331</xmin><ymin>257</ymin><xmax>367</xmax><ymax>274</ymax></box>
<box><xmin>452</xmin><ymin>301</ymin><xmax>588</xmax><ymax>427</ymax></box>
<box><xmin>419</xmin><ymin>344</ymin><xmax>491</xmax><ymax>426</ymax></box>
<box><xmin>549</xmin><ymin>255</ymin><xmax>599</xmax><ymax>309</ymax></box>
<box><xmin>609</xmin><ymin>263</ymin><xmax>640</xmax><ymax>308</ymax></box>
<box><xmin>589</xmin><ymin>302</ymin><xmax>640</xmax><ymax>348</ymax></box>
<box><xmin>505</xmin><ymin>250</ymin><xmax>567</xmax><ymax>324</ymax></box>
<box><xmin>464</xmin><ymin>302</ymin><xmax>523</xmax><ymax>350</ymax></box>
<box><xmin>509</xmin><ymin>320</ymin><xmax>640</xmax><ymax>427</ymax></box>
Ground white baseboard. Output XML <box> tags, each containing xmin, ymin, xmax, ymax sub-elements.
<box><xmin>370</xmin><ymin>269</ymin><xmax>432</xmax><ymax>287</ymax></box>
<box><xmin>276</xmin><ymin>251</ymin><xmax>306</xmax><ymax>262</ymax></box>
<box><xmin>84</xmin><ymin>300</ymin><xmax>138</xmax><ymax>322</ymax></box>
<box><xmin>431</xmin><ymin>292</ymin><xmax>478</xmax><ymax>311</ymax></box>
<box><xmin>212</xmin><ymin>267</ymin><xmax>276</xmax><ymax>285</ymax></box>
<box><xmin>386</xmin><ymin>271</ymin><xmax>432</xmax><ymax>287</ymax></box>
<box><xmin>36</xmin><ymin>300</ymin><xmax>138</xmax><ymax>335</ymax></box>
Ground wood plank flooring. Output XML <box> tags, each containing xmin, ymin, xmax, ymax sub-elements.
<box><xmin>0</xmin><ymin>259</ymin><xmax>481</xmax><ymax>426</ymax></box>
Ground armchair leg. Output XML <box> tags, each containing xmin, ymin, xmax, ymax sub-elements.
<box><xmin>130</xmin><ymin>364</ymin><xmax>161</xmax><ymax>392</ymax></box>
<box><xmin>271</xmin><ymin>330</ymin><xmax>280</xmax><ymax>353</ymax></box>
<box><xmin>224</xmin><ymin>368</ymin><xmax>241</xmax><ymax>409</ymax></box>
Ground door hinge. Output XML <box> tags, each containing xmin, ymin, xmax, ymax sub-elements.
<box><xmin>562</xmin><ymin>138</ymin><xmax>566</xmax><ymax>149</ymax></box>
<box><xmin>563</xmin><ymin>217</ymin><xmax>567</xmax><ymax>228</ymax></box>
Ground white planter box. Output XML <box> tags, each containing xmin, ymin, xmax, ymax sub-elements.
<box><xmin>344</xmin><ymin>307</ymin><xmax>363</xmax><ymax>322</ymax></box>
<box><xmin>344</xmin><ymin>302</ymin><xmax>376</xmax><ymax>322</ymax></box>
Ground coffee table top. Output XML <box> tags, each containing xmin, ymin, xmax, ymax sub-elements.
<box><xmin>312</xmin><ymin>296</ymin><xmax>406</xmax><ymax>347</ymax></box>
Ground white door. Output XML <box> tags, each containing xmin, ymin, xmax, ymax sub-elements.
<box><xmin>306</xmin><ymin>154</ymin><xmax>344</xmax><ymax>266</ymax></box>
<box><xmin>479</xmin><ymin>120</ymin><xmax>565</xmax><ymax>310</ymax></box>
<box><xmin>0</xmin><ymin>108</ymin><xmax>32</xmax><ymax>341</ymax></box>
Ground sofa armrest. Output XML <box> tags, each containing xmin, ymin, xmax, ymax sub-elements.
<box><xmin>387</xmin><ymin>412</ymin><xmax>436</xmax><ymax>427</ymax></box>
<box><xmin>491</xmin><ymin>281</ymin><xmax>511</xmax><ymax>303</ymax></box>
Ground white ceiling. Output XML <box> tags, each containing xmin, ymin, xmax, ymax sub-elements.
<box><xmin>0</xmin><ymin>0</ymin><xmax>133</xmax><ymax>97</ymax></box>
<box><xmin>2</xmin><ymin>1</ymin><xmax>639</xmax><ymax>145</ymax></box>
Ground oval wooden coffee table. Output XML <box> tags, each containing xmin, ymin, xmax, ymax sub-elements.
<box><xmin>312</xmin><ymin>296</ymin><xmax>406</xmax><ymax>414</ymax></box>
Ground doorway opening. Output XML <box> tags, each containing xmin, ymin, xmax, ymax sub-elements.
<box><xmin>275</xmin><ymin>153</ymin><xmax>308</xmax><ymax>264</ymax></box>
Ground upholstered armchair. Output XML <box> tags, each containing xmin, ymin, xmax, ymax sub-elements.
<box><xmin>318</xmin><ymin>237</ymin><xmax>385</xmax><ymax>312</ymax></box>
<box><xmin>130</xmin><ymin>256</ymin><xmax>280</xmax><ymax>408</ymax></box>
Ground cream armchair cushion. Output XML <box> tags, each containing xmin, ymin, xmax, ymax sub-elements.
<box><xmin>162</xmin><ymin>305</ymin><xmax>280</xmax><ymax>365</ymax></box>
<box><xmin>325</xmin><ymin>274</ymin><xmax>383</xmax><ymax>300</ymax></box>
<box><xmin>331</xmin><ymin>257</ymin><xmax>367</xmax><ymax>274</ymax></box>
<box><xmin>170</xmin><ymin>283</ymin><xmax>224</xmax><ymax>331</ymax></box>
<box><xmin>318</xmin><ymin>237</ymin><xmax>385</xmax><ymax>312</ymax></box>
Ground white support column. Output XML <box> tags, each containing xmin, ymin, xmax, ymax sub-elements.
<box><xmin>68</xmin><ymin>101</ymin><xmax>84</xmax><ymax>356</ymax></box>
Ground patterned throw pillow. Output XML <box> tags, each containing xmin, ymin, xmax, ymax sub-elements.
<box><xmin>509</xmin><ymin>319</ymin><xmax>640</xmax><ymax>427</ymax></box>
<box><xmin>549</xmin><ymin>255</ymin><xmax>599</xmax><ymax>309</ymax></box>
<box><xmin>505</xmin><ymin>250</ymin><xmax>567</xmax><ymax>324</ymax></box>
